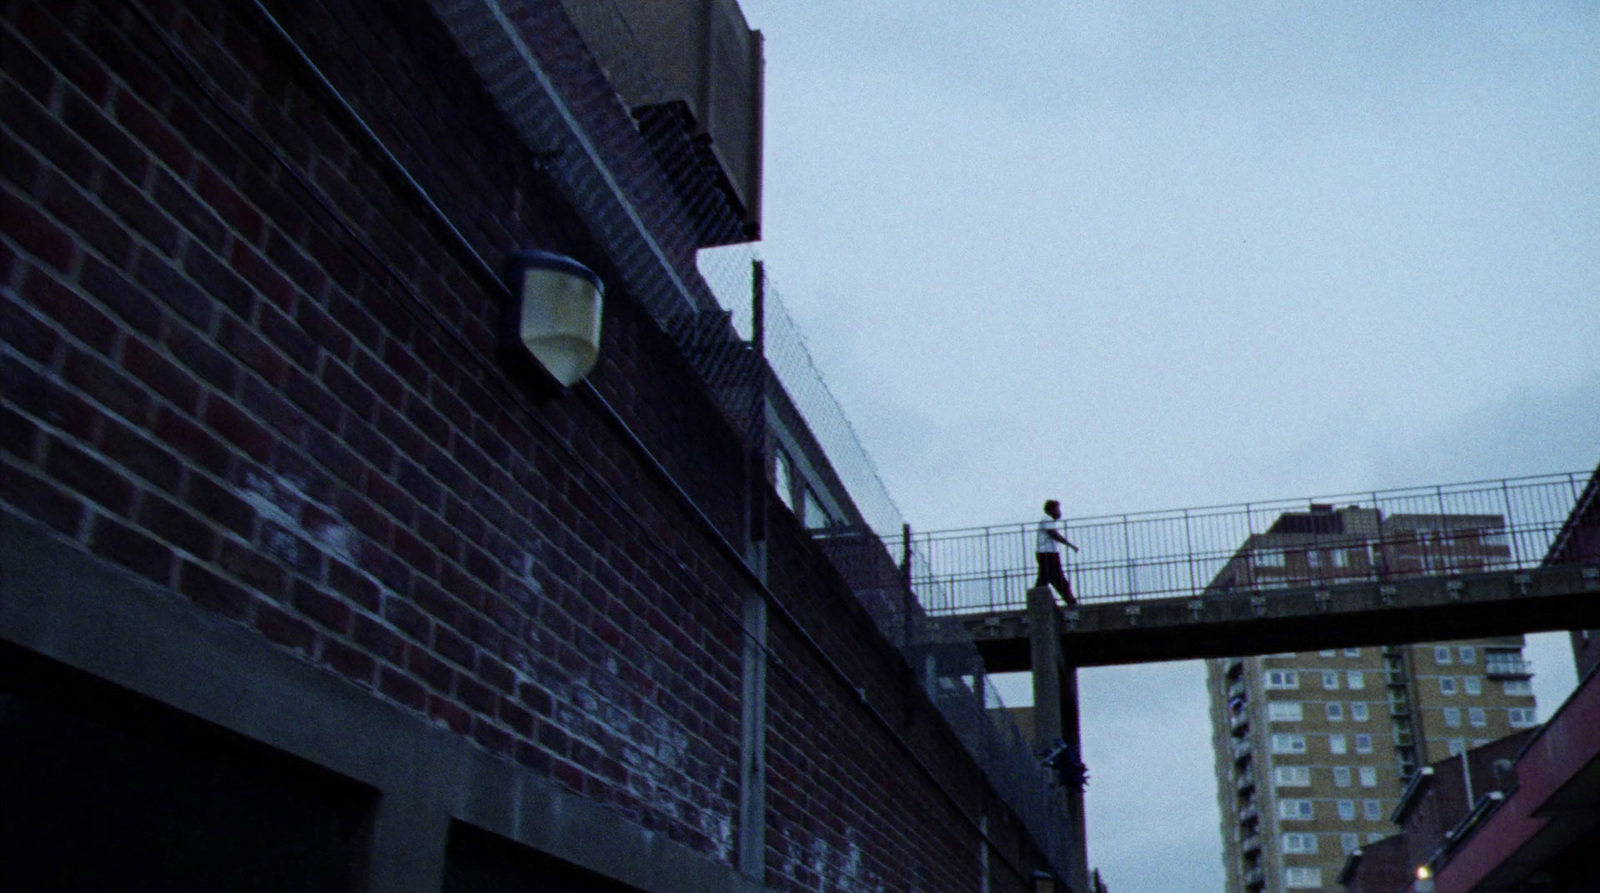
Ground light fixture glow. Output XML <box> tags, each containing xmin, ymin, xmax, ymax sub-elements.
<box><xmin>503</xmin><ymin>249</ymin><xmax>603</xmax><ymax>388</ymax></box>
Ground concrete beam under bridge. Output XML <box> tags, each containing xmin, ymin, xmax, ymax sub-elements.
<box><xmin>944</xmin><ymin>562</ymin><xmax>1600</xmax><ymax>671</ymax></box>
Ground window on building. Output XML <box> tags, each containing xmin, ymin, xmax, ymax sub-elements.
<box><xmin>1274</xmin><ymin>766</ymin><xmax>1312</xmax><ymax>787</ymax></box>
<box><xmin>1362</xmin><ymin>800</ymin><xmax>1381</xmax><ymax>820</ymax></box>
<box><xmin>1504</xmin><ymin>680</ymin><xmax>1533</xmax><ymax>697</ymax></box>
<box><xmin>1459</xmin><ymin>646</ymin><xmax>1476</xmax><ymax>664</ymax></box>
<box><xmin>1278</xmin><ymin>799</ymin><xmax>1314</xmax><ymax>820</ymax></box>
<box><xmin>1350</xmin><ymin>703</ymin><xmax>1369</xmax><ymax>722</ymax></box>
<box><xmin>801</xmin><ymin>487</ymin><xmax>830</xmax><ymax>529</ymax></box>
<box><xmin>1447</xmin><ymin>738</ymin><xmax>1467</xmax><ymax>756</ymax></box>
<box><xmin>1463</xmin><ymin>676</ymin><xmax>1482</xmax><ymax>696</ymax></box>
<box><xmin>1344</xmin><ymin>648</ymin><xmax>1361</xmax><ymax>657</ymax></box>
<box><xmin>1272</xmin><ymin>734</ymin><xmax>1308</xmax><ymax>754</ymax></box>
<box><xmin>1440</xmin><ymin>677</ymin><xmax>1457</xmax><ymax>696</ymax></box>
<box><xmin>1322</xmin><ymin>671</ymin><xmax>1340</xmax><ymax>690</ymax></box>
<box><xmin>1333</xmin><ymin>549</ymin><xmax>1350</xmax><ymax>568</ymax></box>
<box><xmin>1308</xmin><ymin>550</ymin><xmax>1323</xmax><ymax>568</ymax></box>
<box><xmin>1347</xmin><ymin>670</ymin><xmax>1365</xmax><ymax>690</ymax></box>
<box><xmin>1337</xmin><ymin>800</ymin><xmax>1356</xmax><ymax>821</ymax></box>
<box><xmin>1469</xmin><ymin>707</ymin><xmax>1486</xmax><ymax>728</ymax></box>
<box><xmin>1285</xmin><ymin>867</ymin><xmax>1323</xmax><ymax>889</ymax></box>
<box><xmin>1435</xmin><ymin>646</ymin><xmax>1453</xmax><ymax>665</ymax></box>
<box><xmin>1265</xmin><ymin>670</ymin><xmax>1299</xmax><ymax>690</ymax></box>
<box><xmin>1444</xmin><ymin>707</ymin><xmax>1462</xmax><ymax>728</ymax></box>
<box><xmin>1329</xmin><ymin>734</ymin><xmax>1348</xmax><ymax>755</ymax></box>
<box><xmin>1257</xmin><ymin>549</ymin><xmax>1286</xmax><ymax>567</ymax></box>
<box><xmin>1359</xmin><ymin>766</ymin><xmax>1378</xmax><ymax>788</ymax></box>
<box><xmin>1354</xmin><ymin>734</ymin><xmax>1373</xmax><ymax>754</ymax></box>
<box><xmin>1333</xmin><ymin>766</ymin><xmax>1352</xmax><ymax>787</ymax></box>
<box><xmin>1269</xmin><ymin>702</ymin><xmax>1304</xmax><ymax>722</ymax></box>
<box><xmin>772</xmin><ymin>450</ymin><xmax>794</xmax><ymax>509</ymax></box>
<box><xmin>1340</xmin><ymin>833</ymin><xmax>1360</xmax><ymax>853</ymax></box>
<box><xmin>1326</xmin><ymin>702</ymin><xmax>1343</xmax><ymax>721</ymax></box>
<box><xmin>1282</xmin><ymin>833</ymin><xmax>1318</xmax><ymax>854</ymax></box>
<box><xmin>1508</xmin><ymin>707</ymin><xmax>1537</xmax><ymax>728</ymax></box>
<box><xmin>1320</xmin><ymin>650</ymin><xmax>1337</xmax><ymax>657</ymax></box>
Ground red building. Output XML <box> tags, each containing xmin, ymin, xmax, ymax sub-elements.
<box><xmin>0</xmin><ymin>1</ymin><xmax>1066</xmax><ymax>890</ymax></box>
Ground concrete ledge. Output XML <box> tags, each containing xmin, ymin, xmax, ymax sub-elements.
<box><xmin>0</xmin><ymin>511</ymin><xmax>761</xmax><ymax>893</ymax></box>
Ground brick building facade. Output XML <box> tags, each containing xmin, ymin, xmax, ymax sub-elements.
<box><xmin>0</xmin><ymin>0</ymin><xmax>1060</xmax><ymax>889</ymax></box>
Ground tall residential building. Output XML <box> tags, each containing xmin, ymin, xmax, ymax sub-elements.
<box><xmin>1206</xmin><ymin>507</ymin><xmax>1538</xmax><ymax>893</ymax></box>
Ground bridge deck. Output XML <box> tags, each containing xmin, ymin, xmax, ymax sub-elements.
<box><xmin>940</xmin><ymin>562</ymin><xmax>1600</xmax><ymax>669</ymax></box>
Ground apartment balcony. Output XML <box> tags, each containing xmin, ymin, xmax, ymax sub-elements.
<box><xmin>1485</xmin><ymin>658</ymin><xmax>1533</xmax><ymax>680</ymax></box>
<box><xmin>1227</xmin><ymin>678</ymin><xmax>1247</xmax><ymax>701</ymax></box>
<box><xmin>1235</xmin><ymin>771</ymin><xmax>1256</xmax><ymax>794</ymax></box>
<box><xmin>1226</xmin><ymin>657</ymin><xmax>1245</xmax><ymax>679</ymax></box>
<box><xmin>1232</xmin><ymin>737</ymin><xmax>1253</xmax><ymax>764</ymax></box>
<box><xmin>1385</xmin><ymin>668</ymin><xmax>1407</xmax><ymax>687</ymax></box>
<box><xmin>1239</xmin><ymin>804</ymin><xmax>1260</xmax><ymax>826</ymax></box>
<box><xmin>1230</xmin><ymin>711</ymin><xmax>1250</xmax><ymax>735</ymax></box>
<box><xmin>1244</xmin><ymin>866</ymin><xmax>1266</xmax><ymax>890</ymax></box>
<box><xmin>1241</xmin><ymin>833</ymin><xmax>1262</xmax><ymax>856</ymax></box>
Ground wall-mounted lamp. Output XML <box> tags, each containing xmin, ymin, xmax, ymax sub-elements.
<box><xmin>1415</xmin><ymin>865</ymin><xmax>1435</xmax><ymax>892</ymax></box>
<box><xmin>502</xmin><ymin>249</ymin><xmax>603</xmax><ymax>390</ymax></box>
<box><xmin>1032</xmin><ymin>870</ymin><xmax>1058</xmax><ymax>893</ymax></box>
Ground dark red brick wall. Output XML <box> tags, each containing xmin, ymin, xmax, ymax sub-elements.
<box><xmin>1</xmin><ymin>0</ymin><xmax>1051</xmax><ymax>888</ymax></box>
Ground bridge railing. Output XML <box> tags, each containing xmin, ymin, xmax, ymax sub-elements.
<box><xmin>902</xmin><ymin>472</ymin><xmax>1594</xmax><ymax>616</ymax></box>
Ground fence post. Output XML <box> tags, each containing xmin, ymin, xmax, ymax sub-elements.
<box><xmin>901</xmin><ymin>523</ymin><xmax>914</xmax><ymax>648</ymax></box>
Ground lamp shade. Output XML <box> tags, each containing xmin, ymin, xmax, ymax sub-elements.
<box><xmin>503</xmin><ymin>250</ymin><xmax>603</xmax><ymax>387</ymax></box>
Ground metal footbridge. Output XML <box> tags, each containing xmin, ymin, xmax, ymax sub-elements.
<box><xmin>814</xmin><ymin>469</ymin><xmax>1597</xmax><ymax>890</ymax></box>
<box><xmin>903</xmin><ymin>471</ymin><xmax>1600</xmax><ymax>669</ymax></box>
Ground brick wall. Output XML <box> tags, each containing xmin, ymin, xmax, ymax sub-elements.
<box><xmin>1</xmin><ymin>0</ymin><xmax>1054</xmax><ymax>888</ymax></box>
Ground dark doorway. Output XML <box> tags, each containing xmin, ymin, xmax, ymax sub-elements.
<box><xmin>0</xmin><ymin>643</ymin><xmax>375</xmax><ymax>892</ymax></box>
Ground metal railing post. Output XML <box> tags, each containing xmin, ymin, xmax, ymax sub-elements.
<box><xmin>1501</xmin><ymin>478</ymin><xmax>1522</xmax><ymax>569</ymax></box>
<box><xmin>1123</xmin><ymin>515</ymin><xmax>1135</xmax><ymax>600</ymax></box>
<box><xmin>1185</xmin><ymin>509</ymin><xmax>1197</xmax><ymax>599</ymax></box>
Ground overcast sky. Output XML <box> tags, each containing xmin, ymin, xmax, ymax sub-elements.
<box><xmin>725</xmin><ymin>3</ymin><xmax>1598</xmax><ymax>890</ymax></box>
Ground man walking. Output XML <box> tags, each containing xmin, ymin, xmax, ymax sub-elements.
<box><xmin>1035</xmin><ymin>499</ymin><xmax>1079</xmax><ymax>606</ymax></box>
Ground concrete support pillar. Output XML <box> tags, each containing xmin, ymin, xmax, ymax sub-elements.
<box><xmin>1028</xmin><ymin>585</ymin><xmax>1089</xmax><ymax>893</ymax></box>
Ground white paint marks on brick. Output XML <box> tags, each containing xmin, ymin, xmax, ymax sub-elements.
<box><xmin>240</xmin><ymin>471</ymin><xmax>359</xmax><ymax>565</ymax></box>
<box><xmin>700</xmin><ymin>769</ymin><xmax>734</xmax><ymax>861</ymax></box>
<box><xmin>315</xmin><ymin>522</ymin><xmax>355</xmax><ymax>562</ymax></box>
<box><xmin>241</xmin><ymin>471</ymin><xmax>301</xmax><ymax>527</ymax></box>
<box><xmin>516</xmin><ymin>551</ymin><xmax>546</xmax><ymax>600</ymax></box>
<box><xmin>781</xmin><ymin>828</ymin><xmax>885</xmax><ymax>893</ymax></box>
